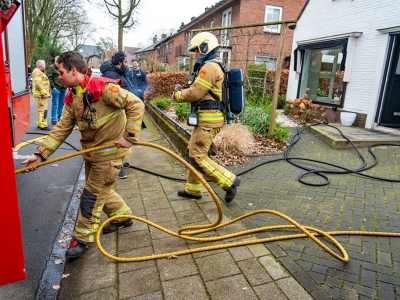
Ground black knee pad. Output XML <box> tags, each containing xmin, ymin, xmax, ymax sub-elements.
<box><xmin>185</xmin><ymin>148</ymin><xmax>190</xmax><ymax>163</ymax></box>
<box><xmin>80</xmin><ymin>188</ymin><xmax>97</xmax><ymax>219</ymax></box>
<box><xmin>188</xmin><ymin>155</ymin><xmax>205</xmax><ymax>174</ymax></box>
<box><xmin>44</xmin><ymin>109</ymin><xmax>47</xmax><ymax>119</ymax></box>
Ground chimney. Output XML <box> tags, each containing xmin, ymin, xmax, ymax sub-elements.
<box><xmin>161</xmin><ymin>33</ymin><xmax>167</xmax><ymax>39</ymax></box>
<box><xmin>191</xmin><ymin>17</ymin><xmax>195</xmax><ymax>21</ymax></box>
<box><xmin>153</xmin><ymin>35</ymin><xmax>157</xmax><ymax>43</ymax></box>
<box><xmin>205</xmin><ymin>6</ymin><xmax>209</xmax><ymax>11</ymax></box>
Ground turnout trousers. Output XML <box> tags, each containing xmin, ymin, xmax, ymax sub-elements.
<box><xmin>34</xmin><ymin>95</ymin><xmax>49</xmax><ymax>128</ymax></box>
<box><xmin>184</xmin><ymin>126</ymin><xmax>236</xmax><ymax>197</ymax></box>
<box><xmin>74</xmin><ymin>157</ymin><xmax>132</xmax><ymax>243</ymax></box>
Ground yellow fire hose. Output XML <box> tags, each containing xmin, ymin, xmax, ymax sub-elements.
<box><xmin>15</xmin><ymin>141</ymin><xmax>400</xmax><ymax>263</ymax></box>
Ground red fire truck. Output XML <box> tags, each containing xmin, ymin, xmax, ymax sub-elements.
<box><xmin>1</xmin><ymin>0</ymin><xmax>29</xmax><ymax>285</ymax></box>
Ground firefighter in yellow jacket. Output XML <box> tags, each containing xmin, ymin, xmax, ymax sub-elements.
<box><xmin>171</xmin><ymin>32</ymin><xmax>241</xmax><ymax>203</ymax></box>
<box><xmin>32</xmin><ymin>60</ymin><xmax>51</xmax><ymax>130</ymax></box>
<box><xmin>22</xmin><ymin>51</ymin><xmax>145</xmax><ymax>260</ymax></box>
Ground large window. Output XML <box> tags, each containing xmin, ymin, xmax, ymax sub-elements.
<box><xmin>299</xmin><ymin>46</ymin><xmax>345</xmax><ymax>105</ymax></box>
<box><xmin>255</xmin><ymin>56</ymin><xmax>277</xmax><ymax>70</ymax></box>
<box><xmin>221</xmin><ymin>8</ymin><xmax>232</xmax><ymax>46</ymax></box>
<box><xmin>264</xmin><ymin>5</ymin><xmax>282</xmax><ymax>33</ymax></box>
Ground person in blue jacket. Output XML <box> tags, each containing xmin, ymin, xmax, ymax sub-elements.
<box><xmin>128</xmin><ymin>58</ymin><xmax>148</xmax><ymax>101</ymax></box>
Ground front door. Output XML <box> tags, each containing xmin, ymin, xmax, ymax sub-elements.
<box><xmin>380</xmin><ymin>34</ymin><xmax>400</xmax><ymax>127</ymax></box>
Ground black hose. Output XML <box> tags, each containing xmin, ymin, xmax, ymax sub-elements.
<box><xmin>127</xmin><ymin>122</ymin><xmax>400</xmax><ymax>187</ymax></box>
<box><xmin>24</xmin><ymin>132</ymin><xmax>81</xmax><ymax>152</ymax></box>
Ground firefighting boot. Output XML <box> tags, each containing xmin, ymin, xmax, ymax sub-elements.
<box><xmin>66</xmin><ymin>239</ymin><xmax>88</xmax><ymax>260</ymax></box>
<box><xmin>177</xmin><ymin>189</ymin><xmax>202</xmax><ymax>199</ymax></box>
<box><xmin>224</xmin><ymin>177</ymin><xmax>241</xmax><ymax>203</ymax></box>
<box><xmin>103</xmin><ymin>218</ymin><xmax>133</xmax><ymax>234</ymax></box>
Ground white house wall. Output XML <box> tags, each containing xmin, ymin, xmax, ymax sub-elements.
<box><xmin>287</xmin><ymin>0</ymin><xmax>400</xmax><ymax>127</ymax></box>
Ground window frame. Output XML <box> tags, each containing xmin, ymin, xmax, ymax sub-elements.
<box><xmin>221</xmin><ymin>7</ymin><xmax>232</xmax><ymax>46</ymax></box>
<box><xmin>296</xmin><ymin>41</ymin><xmax>348</xmax><ymax>107</ymax></box>
<box><xmin>264</xmin><ymin>5</ymin><xmax>282</xmax><ymax>33</ymax></box>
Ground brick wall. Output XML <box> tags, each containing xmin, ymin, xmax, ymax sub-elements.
<box><xmin>179</xmin><ymin>0</ymin><xmax>306</xmax><ymax>71</ymax></box>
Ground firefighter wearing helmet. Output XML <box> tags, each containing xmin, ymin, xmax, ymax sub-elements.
<box><xmin>171</xmin><ymin>32</ymin><xmax>241</xmax><ymax>203</ymax></box>
<box><xmin>32</xmin><ymin>60</ymin><xmax>51</xmax><ymax>130</ymax></box>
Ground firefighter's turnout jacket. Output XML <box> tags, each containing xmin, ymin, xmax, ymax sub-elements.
<box><xmin>174</xmin><ymin>60</ymin><xmax>225</xmax><ymax>128</ymax></box>
<box><xmin>35</xmin><ymin>73</ymin><xmax>144</xmax><ymax>162</ymax></box>
<box><xmin>32</xmin><ymin>67</ymin><xmax>50</xmax><ymax>97</ymax></box>
<box><xmin>32</xmin><ymin>67</ymin><xmax>50</xmax><ymax>128</ymax></box>
<box><xmin>173</xmin><ymin>58</ymin><xmax>237</xmax><ymax>196</ymax></box>
<box><xmin>34</xmin><ymin>70</ymin><xmax>144</xmax><ymax>243</ymax></box>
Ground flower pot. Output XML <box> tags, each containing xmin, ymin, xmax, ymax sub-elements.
<box><xmin>340</xmin><ymin>112</ymin><xmax>356</xmax><ymax>126</ymax></box>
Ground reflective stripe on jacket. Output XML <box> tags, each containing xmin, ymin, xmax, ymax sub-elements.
<box><xmin>174</xmin><ymin>59</ymin><xmax>225</xmax><ymax>128</ymax></box>
<box><xmin>36</xmin><ymin>80</ymin><xmax>144</xmax><ymax>162</ymax></box>
<box><xmin>32</xmin><ymin>68</ymin><xmax>50</xmax><ymax>96</ymax></box>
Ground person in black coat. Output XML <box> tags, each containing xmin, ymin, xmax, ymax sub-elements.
<box><xmin>100</xmin><ymin>51</ymin><xmax>134</xmax><ymax>93</ymax></box>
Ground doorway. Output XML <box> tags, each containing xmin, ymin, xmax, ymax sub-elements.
<box><xmin>379</xmin><ymin>34</ymin><xmax>400</xmax><ymax>127</ymax></box>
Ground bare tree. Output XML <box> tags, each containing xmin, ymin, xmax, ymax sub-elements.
<box><xmin>63</xmin><ymin>10</ymin><xmax>97</xmax><ymax>51</ymax></box>
<box><xmin>102</xmin><ymin>0</ymin><xmax>142</xmax><ymax>50</ymax></box>
<box><xmin>96</xmin><ymin>37</ymin><xmax>114</xmax><ymax>54</ymax></box>
<box><xmin>25</xmin><ymin>0</ymin><xmax>74</xmax><ymax>62</ymax></box>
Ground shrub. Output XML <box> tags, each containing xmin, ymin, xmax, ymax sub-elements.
<box><xmin>145</xmin><ymin>71</ymin><xmax>188</xmax><ymax>101</ymax></box>
<box><xmin>174</xmin><ymin>102</ymin><xmax>190</xmax><ymax>121</ymax></box>
<box><xmin>242</xmin><ymin>103</ymin><xmax>290</xmax><ymax>144</ymax></box>
<box><xmin>270</xmin><ymin>125</ymin><xmax>291</xmax><ymax>144</ymax></box>
<box><xmin>246</xmin><ymin>92</ymin><xmax>286</xmax><ymax>109</ymax></box>
<box><xmin>285</xmin><ymin>92</ymin><xmax>326</xmax><ymax>123</ymax></box>
<box><xmin>242</xmin><ymin>105</ymin><xmax>271</xmax><ymax>137</ymax></box>
<box><xmin>152</xmin><ymin>97</ymin><xmax>172</xmax><ymax>110</ymax></box>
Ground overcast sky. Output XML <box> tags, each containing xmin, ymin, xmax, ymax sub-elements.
<box><xmin>87</xmin><ymin>0</ymin><xmax>219</xmax><ymax>48</ymax></box>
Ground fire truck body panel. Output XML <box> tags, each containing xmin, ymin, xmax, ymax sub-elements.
<box><xmin>0</xmin><ymin>0</ymin><xmax>27</xmax><ymax>285</ymax></box>
<box><xmin>4</xmin><ymin>0</ymin><xmax>30</xmax><ymax>146</ymax></box>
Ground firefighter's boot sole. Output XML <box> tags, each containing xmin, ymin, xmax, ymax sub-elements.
<box><xmin>103</xmin><ymin>218</ymin><xmax>133</xmax><ymax>234</ymax></box>
<box><xmin>177</xmin><ymin>189</ymin><xmax>202</xmax><ymax>199</ymax></box>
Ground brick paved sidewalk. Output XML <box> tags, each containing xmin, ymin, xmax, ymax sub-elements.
<box><xmin>58</xmin><ymin>115</ymin><xmax>313</xmax><ymax>300</ymax></box>
<box><xmin>226</xmin><ymin>127</ymin><xmax>400</xmax><ymax>300</ymax></box>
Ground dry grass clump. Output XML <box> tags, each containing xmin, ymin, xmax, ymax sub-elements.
<box><xmin>213</xmin><ymin>123</ymin><xmax>254</xmax><ymax>154</ymax></box>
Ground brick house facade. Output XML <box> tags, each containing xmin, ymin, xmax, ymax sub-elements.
<box><xmin>136</xmin><ymin>0</ymin><xmax>306</xmax><ymax>71</ymax></box>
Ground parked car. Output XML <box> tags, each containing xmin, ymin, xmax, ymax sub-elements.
<box><xmin>91</xmin><ymin>68</ymin><xmax>101</xmax><ymax>77</ymax></box>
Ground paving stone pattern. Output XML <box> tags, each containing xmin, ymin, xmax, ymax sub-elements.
<box><xmin>58</xmin><ymin>116</ymin><xmax>312</xmax><ymax>300</ymax></box>
<box><xmin>58</xmin><ymin>117</ymin><xmax>400</xmax><ymax>300</ymax></box>
<box><xmin>226</xmin><ymin>128</ymin><xmax>400</xmax><ymax>299</ymax></box>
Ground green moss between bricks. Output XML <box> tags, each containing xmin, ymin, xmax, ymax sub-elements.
<box><xmin>145</xmin><ymin>103</ymin><xmax>190</xmax><ymax>157</ymax></box>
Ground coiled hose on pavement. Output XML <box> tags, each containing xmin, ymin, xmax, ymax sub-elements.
<box><xmin>15</xmin><ymin>137</ymin><xmax>400</xmax><ymax>263</ymax></box>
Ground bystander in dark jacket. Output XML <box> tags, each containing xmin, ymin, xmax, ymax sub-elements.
<box><xmin>100</xmin><ymin>52</ymin><xmax>134</xmax><ymax>94</ymax></box>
